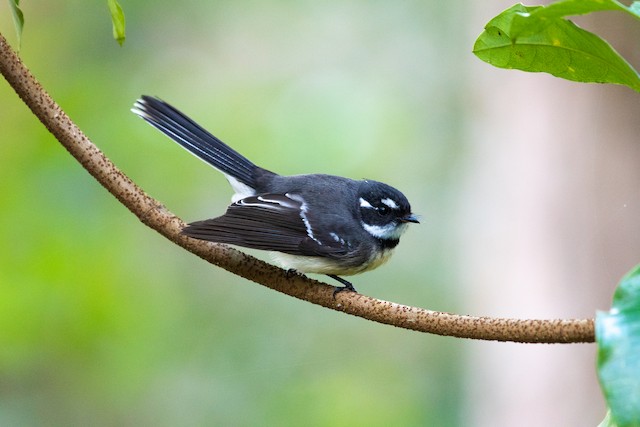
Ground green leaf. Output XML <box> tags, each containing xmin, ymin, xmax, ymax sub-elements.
<box><xmin>473</xmin><ymin>4</ymin><xmax>640</xmax><ymax>92</ymax></box>
<box><xmin>107</xmin><ymin>0</ymin><xmax>126</xmax><ymax>46</ymax></box>
<box><xmin>597</xmin><ymin>264</ymin><xmax>640</xmax><ymax>427</ymax></box>
<box><xmin>511</xmin><ymin>0</ymin><xmax>640</xmax><ymax>39</ymax></box>
<box><xmin>8</xmin><ymin>0</ymin><xmax>24</xmax><ymax>50</ymax></box>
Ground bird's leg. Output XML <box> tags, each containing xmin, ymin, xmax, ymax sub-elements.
<box><xmin>328</xmin><ymin>275</ymin><xmax>357</xmax><ymax>297</ymax></box>
<box><xmin>287</xmin><ymin>270</ymin><xmax>356</xmax><ymax>296</ymax></box>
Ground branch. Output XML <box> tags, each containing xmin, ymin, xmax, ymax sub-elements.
<box><xmin>0</xmin><ymin>32</ymin><xmax>595</xmax><ymax>344</ymax></box>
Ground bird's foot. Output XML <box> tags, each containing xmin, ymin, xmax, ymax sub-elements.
<box><xmin>328</xmin><ymin>275</ymin><xmax>357</xmax><ymax>298</ymax></box>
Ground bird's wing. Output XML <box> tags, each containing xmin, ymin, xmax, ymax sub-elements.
<box><xmin>182</xmin><ymin>193</ymin><xmax>350</xmax><ymax>257</ymax></box>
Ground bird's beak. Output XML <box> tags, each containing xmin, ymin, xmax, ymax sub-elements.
<box><xmin>400</xmin><ymin>213</ymin><xmax>420</xmax><ymax>224</ymax></box>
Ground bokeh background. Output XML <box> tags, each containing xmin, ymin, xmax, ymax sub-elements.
<box><xmin>1</xmin><ymin>1</ymin><xmax>639</xmax><ymax>425</ymax></box>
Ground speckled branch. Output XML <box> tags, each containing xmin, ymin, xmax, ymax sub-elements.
<box><xmin>0</xmin><ymin>32</ymin><xmax>595</xmax><ymax>343</ymax></box>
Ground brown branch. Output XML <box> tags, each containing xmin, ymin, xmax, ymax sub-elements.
<box><xmin>0</xmin><ymin>32</ymin><xmax>595</xmax><ymax>344</ymax></box>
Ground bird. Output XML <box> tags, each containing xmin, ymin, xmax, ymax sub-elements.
<box><xmin>132</xmin><ymin>95</ymin><xmax>418</xmax><ymax>294</ymax></box>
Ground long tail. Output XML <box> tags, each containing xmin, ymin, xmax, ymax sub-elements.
<box><xmin>132</xmin><ymin>95</ymin><xmax>258</xmax><ymax>189</ymax></box>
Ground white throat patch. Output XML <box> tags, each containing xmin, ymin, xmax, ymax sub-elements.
<box><xmin>361</xmin><ymin>221</ymin><xmax>408</xmax><ymax>240</ymax></box>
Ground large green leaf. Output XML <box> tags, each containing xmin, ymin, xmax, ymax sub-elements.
<box><xmin>597</xmin><ymin>264</ymin><xmax>640</xmax><ymax>427</ymax></box>
<box><xmin>473</xmin><ymin>3</ymin><xmax>640</xmax><ymax>92</ymax></box>
<box><xmin>107</xmin><ymin>0</ymin><xmax>126</xmax><ymax>46</ymax></box>
<box><xmin>8</xmin><ymin>0</ymin><xmax>24</xmax><ymax>50</ymax></box>
<box><xmin>511</xmin><ymin>0</ymin><xmax>640</xmax><ymax>38</ymax></box>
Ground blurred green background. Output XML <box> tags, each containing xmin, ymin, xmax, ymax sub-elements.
<box><xmin>1</xmin><ymin>1</ymin><xmax>639</xmax><ymax>426</ymax></box>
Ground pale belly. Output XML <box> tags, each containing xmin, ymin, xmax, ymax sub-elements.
<box><xmin>271</xmin><ymin>248</ymin><xmax>395</xmax><ymax>276</ymax></box>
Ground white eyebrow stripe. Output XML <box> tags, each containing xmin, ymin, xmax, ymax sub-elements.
<box><xmin>359</xmin><ymin>198</ymin><xmax>374</xmax><ymax>208</ymax></box>
<box><xmin>381</xmin><ymin>198</ymin><xmax>399</xmax><ymax>209</ymax></box>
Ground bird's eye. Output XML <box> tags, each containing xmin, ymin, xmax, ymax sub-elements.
<box><xmin>377</xmin><ymin>205</ymin><xmax>389</xmax><ymax>215</ymax></box>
